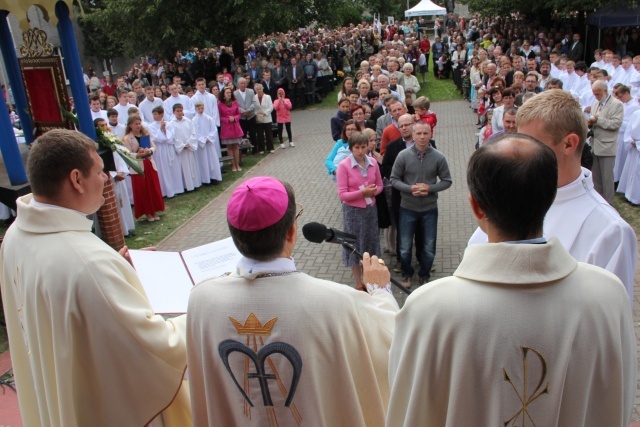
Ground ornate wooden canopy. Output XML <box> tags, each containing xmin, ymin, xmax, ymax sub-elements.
<box><xmin>0</xmin><ymin>0</ymin><xmax>83</xmax><ymax>31</ymax></box>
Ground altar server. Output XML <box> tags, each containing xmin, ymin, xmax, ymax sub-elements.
<box><xmin>148</xmin><ymin>106</ymin><xmax>184</xmax><ymax>198</ymax></box>
<box><xmin>171</xmin><ymin>104</ymin><xmax>201</xmax><ymax>191</ymax></box>
<box><xmin>193</xmin><ymin>102</ymin><xmax>222</xmax><ymax>184</ymax></box>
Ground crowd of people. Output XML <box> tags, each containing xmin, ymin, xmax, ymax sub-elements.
<box><xmin>312</xmin><ymin>14</ymin><xmax>640</xmax><ymax>291</ymax></box>
<box><xmin>2</xmin><ymin>11</ymin><xmax>640</xmax><ymax>427</ymax></box>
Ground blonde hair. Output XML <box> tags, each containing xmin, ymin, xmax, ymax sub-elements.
<box><xmin>357</xmin><ymin>79</ymin><xmax>371</xmax><ymax>89</ymax></box>
<box><xmin>362</xmin><ymin>128</ymin><xmax>376</xmax><ymax>140</ymax></box>
<box><xmin>516</xmin><ymin>90</ymin><xmax>587</xmax><ymax>156</ymax></box>
<box><xmin>413</xmin><ymin>96</ymin><xmax>431</xmax><ymax>111</ymax></box>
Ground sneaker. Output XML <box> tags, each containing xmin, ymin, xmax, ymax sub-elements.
<box><xmin>280</xmin><ymin>144</ymin><xmax>286</xmax><ymax>149</ymax></box>
<box><xmin>402</xmin><ymin>277</ymin><xmax>412</xmax><ymax>289</ymax></box>
<box><xmin>269</xmin><ymin>150</ymin><xmax>275</xmax><ymax>153</ymax></box>
<box><xmin>393</xmin><ymin>262</ymin><xmax>401</xmax><ymax>273</ymax></box>
<box><xmin>419</xmin><ymin>277</ymin><xmax>429</xmax><ymax>285</ymax></box>
<box><xmin>289</xmin><ymin>142</ymin><xmax>295</xmax><ymax>147</ymax></box>
<box><xmin>431</xmin><ymin>266</ymin><xmax>436</xmax><ymax>272</ymax></box>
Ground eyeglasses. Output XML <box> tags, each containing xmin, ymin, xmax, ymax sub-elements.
<box><xmin>295</xmin><ymin>203</ymin><xmax>304</xmax><ymax>221</ymax></box>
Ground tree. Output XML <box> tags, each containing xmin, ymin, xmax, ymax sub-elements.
<box><xmin>79</xmin><ymin>0</ymin><xmax>366</xmax><ymax>60</ymax></box>
<box><xmin>459</xmin><ymin>0</ymin><xmax>634</xmax><ymax>19</ymax></box>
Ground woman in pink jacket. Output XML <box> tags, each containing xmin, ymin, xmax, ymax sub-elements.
<box><xmin>336</xmin><ymin>131</ymin><xmax>383</xmax><ymax>290</ymax></box>
<box><xmin>218</xmin><ymin>87</ymin><xmax>244</xmax><ymax>171</ymax></box>
<box><xmin>273</xmin><ymin>88</ymin><xmax>293</xmax><ymax>149</ymax></box>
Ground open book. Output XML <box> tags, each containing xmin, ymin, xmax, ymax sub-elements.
<box><xmin>130</xmin><ymin>237</ymin><xmax>242</xmax><ymax>314</ymax></box>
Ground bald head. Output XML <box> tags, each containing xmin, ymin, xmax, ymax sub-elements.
<box><xmin>467</xmin><ymin>133</ymin><xmax>557</xmax><ymax>241</ymax></box>
<box><xmin>398</xmin><ymin>113</ymin><xmax>414</xmax><ymax>138</ymax></box>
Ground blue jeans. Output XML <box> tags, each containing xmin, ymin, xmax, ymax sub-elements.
<box><xmin>398</xmin><ymin>206</ymin><xmax>438</xmax><ymax>279</ymax></box>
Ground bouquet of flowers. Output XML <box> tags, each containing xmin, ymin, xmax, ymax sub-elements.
<box><xmin>95</xmin><ymin>125</ymin><xmax>144</xmax><ymax>176</ymax></box>
<box><xmin>59</xmin><ymin>103</ymin><xmax>144</xmax><ymax>176</ymax></box>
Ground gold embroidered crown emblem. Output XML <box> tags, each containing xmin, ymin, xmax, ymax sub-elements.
<box><xmin>230</xmin><ymin>313</ymin><xmax>278</xmax><ymax>335</ymax></box>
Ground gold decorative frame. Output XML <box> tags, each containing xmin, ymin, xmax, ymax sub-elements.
<box><xmin>19</xmin><ymin>28</ymin><xmax>55</xmax><ymax>58</ymax></box>
<box><xmin>18</xmin><ymin>55</ymin><xmax>74</xmax><ymax>134</ymax></box>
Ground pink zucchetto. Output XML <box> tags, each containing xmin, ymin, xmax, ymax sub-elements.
<box><xmin>227</xmin><ymin>177</ymin><xmax>289</xmax><ymax>231</ymax></box>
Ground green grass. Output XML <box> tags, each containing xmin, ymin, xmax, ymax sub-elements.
<box><xmin>0</xmin><ymin>155</ymin><xmax>262</xmax><ymax>249</ymax></box>
<box><xmin>124</xmin><ymin>154</ymin><xmax>262</xmax><ymax>249</ymax></box>
<box><xmin>613</xmin><ymin>193</ymin><xmax>640</xmax><ymax>232</ymax></box>
<box><xmin>315</xmin><ymin>57</ymin><xmax>462</xmax><ymax>110</ymax></box>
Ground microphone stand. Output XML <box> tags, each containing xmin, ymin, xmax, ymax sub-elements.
<box><xmin>339</xmin><ymin>239</ymin><xmax>412</xmax><ymax>295</ymax></box>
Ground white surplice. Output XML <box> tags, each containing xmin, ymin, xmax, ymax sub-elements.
<box><xmin>193</xmin><ymin>112</ymin><xmax>222</xmax><ymax>183</ymax></box>
<box><xmin>387</xmin><ymin>238</ymin><xmax>636</xmax><ymax>427</ymax></box>
<box><xmin>111</xmin><ymin>152</ymin><xmax>135</xmax><ymax>234</ymax></box>
<box><xmin>618</xmin><ymin>109</ymin><xmax>640</xmax><ymax>204</ymax></box>
<box><xmin>164</xmin><ymin>95</ymin><xmax>194</xmax><ymax>120</ymax></box>
<box><xmin>138</xmin><ymin>96</ymin><xmax>165</xmax><ymax>124</ymax></box>
<box><xmin>468</xmin><ymin>167</ymin><xmax>638</xmax><ymax>307</ymax></box>
<box><xmin>148</xmin><ymin>120</ymin><xmax>184</xmax><ymax>198</ymax></box>
<box><xmin>614</xmin><ymin>98</ymin><xmax>640</xmax><ymax>182</ymax></box>
<box><xmin>171</xmin><ymin>117</ymin><xmax>201</xmax><ymax>191</ymax></box>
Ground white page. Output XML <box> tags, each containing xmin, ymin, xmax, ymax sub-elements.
<box><xmin>130</xmin><ymin>250</ymin><xmax>193</xmax><ymax>314</ymax></box>
<box><xmin>180</xmin><ymin>237</ymin><xmax>242</xmax><ymax>285</ymax></box>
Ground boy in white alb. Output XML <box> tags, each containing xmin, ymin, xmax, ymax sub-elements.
<box><xmin>193</xmin><ymin>102</ymin><xmax>222</xmax><ymax>184</ymax></box>
<box><xmin>148</xmin><ymin>106</ymin><xmax>184</xmax><ymax>198</ymax></box>
<box><xmin>171</xmin><ymin>104</ymin><xmax>201</xmax><ymax>191</ymax></box>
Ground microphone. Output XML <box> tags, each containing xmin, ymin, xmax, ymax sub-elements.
<box><xmin>302</xmin><ymin>222</ymin><xmax>357</xmax><ymax>245</ymax></box>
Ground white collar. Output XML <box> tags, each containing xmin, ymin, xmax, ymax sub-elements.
<box><xmin>554</xmin><ymin>167</ymin><xmax>593</xmax><ymax>203</ymax></box>
<box><xmin>29</xmin><ymin>198</ymin><xmax>88</xmax><ymax>217</ymax></box>
<box><xmin>349</xmin><ymin>153</ymin><xmax>374</xmax><ymax>169</ymax></box>
<box><xmin>236</xmin><ymin>256</ymin><xmax>297</xmax><ymax>279</ymax></box>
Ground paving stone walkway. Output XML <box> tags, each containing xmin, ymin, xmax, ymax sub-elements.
<box><xmin>159</xmin><ymin>100</ymin><xmax>640</xmax><ymax>422</ymax></box>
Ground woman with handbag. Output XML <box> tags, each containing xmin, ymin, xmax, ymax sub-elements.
<box><xmin>218</xmin><ymin>87</ymin><xmax>244</xmax><ymax>172</ymax></box>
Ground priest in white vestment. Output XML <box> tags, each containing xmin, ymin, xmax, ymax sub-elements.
<box><xmin>389</xmin><ymin>133</ymin><xmax>636</xmax><ymax>427</ymax></box>
<box><xmin>171</xmin><ymin>104</ymin><xmax>201</xmax><ymax>191</ymax></box>
<box><xmin>187</xmin><ymin>177</ymin><xmax>399</xmax><ymax>427</ymax></box>
<box><xmin>469</xmin><ymin>90</ymin><xmax>637</xmax><ymax>307</ymax></box>
<box><xmin>617</xmin><ymin>109</ymin><xmax>640</xmax><ymax>204</ymax></box>
<box><xmin>0</xmin><ymin>130</ymin><xmax>191</xmax><ymax>427</ymax></box>
<box><xmin>613</xmin><ymin>85</ymin><xmax>640</xmax><ymax>182</ymax></box>
<box><xmin>193</xmin><ymin>102</ymin><xmax>222</xmax><ymax>183</ymax></box>
<box><xmin>149</xmin><ymin>106</ymin><xmax>184</xmax><ymax>198</ymax></box>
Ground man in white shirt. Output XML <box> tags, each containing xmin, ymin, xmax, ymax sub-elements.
<box><xmin>389</xmin><ymin>132</ymin><xmax>636</xmax><ymax>427</ymax></box>
<box><xmin>138</xmin><ymin>85</ymin><xmax>164</xmax><ymax>124</ymax></box>
<box><xmin>170</xmin><ymin>103</ymin><xmax>201</xmax><ymax>191</ymax></box>
<box><xmin>164</xmin><ymin>84</ymin><xmax>194</xmax><ymax>121</ymax></box>
<box><xmin>612</xmin><ymin>55</ymin><xmax>635</xmax><ymax>88</ymax></box>
<box><xmin>89</xmin><ymin>94</ymin><xmax>107</xmax><ymax>122</ymax></box>
<box><xmin>602</xmin><ymin>50</ymin><xmax>616</xmax><ymax>76</ymax></box>
<box><xmin>469</xmin><ymin>89</ymin><xmax>637</xmax><ymax>307</ymax></box>
<box><xmin>590</xmin><ymin>48</ymin><xmax>605</xmax><ymax>69</ymax></box>
<box><xmin>113</xmin><ymin>89</ymin><xmax>137</xmax><ymax>125</ymax></box>
<box><xmin>560</xmin><ymin>60</ymin><xmax>579</xmax><ymax>93</ymax></box>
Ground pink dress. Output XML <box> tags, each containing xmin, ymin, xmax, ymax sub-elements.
<box><xmin>217</xmin><ymin>100</ymin><xmax>244</xmax><ymax>145</ymax></box>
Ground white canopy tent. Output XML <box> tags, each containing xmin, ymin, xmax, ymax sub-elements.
<box><xmin>405</xmin><ymin>0</ymin><xmax>447</xmax><ymax>17</ymax></box>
